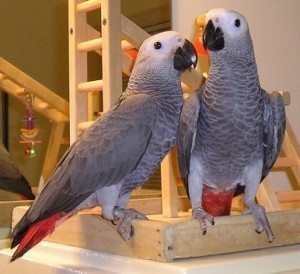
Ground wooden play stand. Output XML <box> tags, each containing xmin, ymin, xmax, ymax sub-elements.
<box><xmin>1</xmin><ymin>0</ymin><xmax>300</xmax><ymax>264</ymax></box>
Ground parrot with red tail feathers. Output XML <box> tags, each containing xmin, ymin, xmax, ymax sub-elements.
<box><xmin>177</xmin><ymin>9</ymin><xmax>285</xmax><ymax>242</ymax></box>
<box><xmin>10</xmin><ymin>31</ymin><xmax>197</xmax><ymax>262</ymax></box>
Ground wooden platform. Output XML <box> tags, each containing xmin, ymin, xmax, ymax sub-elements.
<box><xmin>11</xmin><ymin>206</ymin><xmax>300</xmax><ymax>262</ymax></box>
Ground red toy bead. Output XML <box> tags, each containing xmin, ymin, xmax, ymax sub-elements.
<box><xmin>25</xmin><ymin>146</ymin><xmax>31</xmax><ymax>156</ymax></box>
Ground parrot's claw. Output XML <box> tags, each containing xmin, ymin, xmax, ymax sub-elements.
<box><xmin>243</xmin><ymin>205</ymin><xmax>274</xmax><ymax>243</ymax></box>
<box><xmin>113</xmin><ymin>207</ymin><xmax>148</xmax><ymax>240</ymax></box>
<box><xmin>192</xmin><ymin>207</ymin><xmax>214</xmax><ymax>235</ymax></box>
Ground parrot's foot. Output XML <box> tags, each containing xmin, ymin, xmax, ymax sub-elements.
<box><xmin>112</xmin><ymin>207</ymin><xmax>148</xmax><ymax>240</ymax></box>
<box><xmin>192</xmin><ymin>207</ymin><xmax>215</xmax><ymax>235</ymax></box>
<box><xmin>242</xmin><ymin>205</ymin><xmax>274</xmax><ymax>243</ymax></box>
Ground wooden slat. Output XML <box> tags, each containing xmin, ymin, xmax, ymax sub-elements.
<box><xmin>273</xmin><ymin>157</ymin><xmax>298</xmax><ymax>168</ymax></box>
<box><xmin>77</xmin><ymin>79</ymin><xmax>103</xmax><ymax>93</ymax></box>
<box><xmin>101</xmin><ymin>0</ymin><xmax>123</xmax><ymax>111</ymax></box>
<box><xmin>77</xmin><ymin>38</ymin><xmax>102</xmax><ymax>52</ymax></box>
<box><xmin>277</xmin><ymin>190</ymin><xmax>300</xmax><ymax>202</ymax></box>
<box><xmin>76</xmin><ymin>0</ymin><xmax>101</xmax><ymax>13</ymax></box>
<box><xmin>0</xmin><ymin>76</ymin><xmax>68</xmax><ymax>123</ymax></box>
<box><xmin>69</xmin><ymin>0</ymin><xmax>88</xmax><ymax>143</ymax></box>
<box><xmin>282</xmin><ymin>125</ymin><xmax>300</xmax><ymax>186</ymax></box>
<box><xmin>161</xmin><ymin>149</ymin><xmax>179</xmax><ymax>217</ymax></box>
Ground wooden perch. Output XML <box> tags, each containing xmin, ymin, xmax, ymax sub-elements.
<box><xmin>11</xmin><ymin>206</ymin><xmax>300</xmax><ymax>262</ymax></box>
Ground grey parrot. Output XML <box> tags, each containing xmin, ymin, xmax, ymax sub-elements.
<box><xmin>177</xmin><ymin>9</ymin><xmax>286</xmax><ymax>242</ymax></box>
<box><xmin>0</xmin><ymin>140</ymin><xmax>34</xmax><ymax>200</ymax></box>
<box><xmin>10</xmin><ymin>31</ymin><xmax>197</xmax><ymax>261</ymax></box>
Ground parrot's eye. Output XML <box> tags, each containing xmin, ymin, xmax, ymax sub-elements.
<box><xmin>234</xmin><ymin>19</ymin><xmax>241</xmax><ymax>27</ymax></box>
<box><xmin>154</xmin><ymin>42</ymin><xmax>162</xmax><ymax>50</ymax></box>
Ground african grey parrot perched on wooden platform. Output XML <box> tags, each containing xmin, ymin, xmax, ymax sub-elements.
<box><xmin>10</xmin><ymin>31</ymin><xmax>197</xmax><ymax>261</ymax></box>
<box><xmin>0</xmin><ymin>141</ymin><xmax>34</xmax><ymax>200</ymax></box>
<box><xmin>177</xmin><ymin>9</ymin><xmax>286</xmax><ymax>242</ymax></box>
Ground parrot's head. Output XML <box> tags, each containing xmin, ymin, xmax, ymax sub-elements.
<box><xmin>196</xmin><ymin>9</ymin><xmax>253</xmax><ymax>59</ymax></box>
<box><xmin>134</xmin><ymin>31</ymin><xmax>197</xmax><ymax>74</ymax></box>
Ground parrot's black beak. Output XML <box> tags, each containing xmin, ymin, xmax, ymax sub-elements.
<box><xmin>174</xmin><ymin>39</ymin><xmax>198</xmax><ymax>70</ymax></box>
<box><xmin>203</xmin><ymin>19</ymin><xmax>224</xmax><ymax>51</ymax></box>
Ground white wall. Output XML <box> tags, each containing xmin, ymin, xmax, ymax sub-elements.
<box><xmin>172</xmin><ymin>0</ymin><xmax>300</xmax><ymax>190</ymax></box>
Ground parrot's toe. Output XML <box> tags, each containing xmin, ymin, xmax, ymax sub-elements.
<box><xmin>192</xmin><ymin>207</ymin><xmax>214</xmax><ymax>235</ymax></box>
<box><xmin>113</xmin><ymin>207</ymin><xmax>148</xmax><ymax>240</ymax></box>
<box><xmin>246</xmin><ymin>204</ymin><xmax>274</xmax><ymax>243</ymax></box>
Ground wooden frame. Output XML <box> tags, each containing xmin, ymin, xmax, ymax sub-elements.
<box><xmin>0</xmin><ymin>58</ymin><xmax>69</xmax><ymax>190</ymax></box>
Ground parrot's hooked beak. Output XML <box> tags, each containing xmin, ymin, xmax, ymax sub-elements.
<box><xmin>174</xmin><ymin>39</ymin><xmax>198</xmax><ymax>70</ymax></box>
<box><xmin>203</xmin><ymin>19</ymin><xmax>224</xmax><ymax>51</ymax></box>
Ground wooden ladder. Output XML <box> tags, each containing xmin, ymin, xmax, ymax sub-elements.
<box><xmin>0</xmin><ymin>58</ymin><xmax>69</xmax><ymax>192</ymax></box>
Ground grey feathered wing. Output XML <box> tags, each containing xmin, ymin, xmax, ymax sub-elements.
<box><xmin>235</xmin><ymin>89</ymin><xmax>286</xmax><ymax>196</ymax></box>
<box><xmin>12</xmin><ymin>94</ymin><xmax>157</xmax><ymax>240</ymax></box>
<box><xmin>261</xmin><ymin>90</ymin><xmax>286</xmax><ymax>179</ymax></box>
<box><xmin>177</xmin><ymin>88</ymin><xmax>202</xmax><ymax>197</ymax></box>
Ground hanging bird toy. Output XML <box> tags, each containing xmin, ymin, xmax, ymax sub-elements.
<box><xmin>20</xmin><ymin>88</ymin><xmax>42</xmax><ymax>157</ymax></box>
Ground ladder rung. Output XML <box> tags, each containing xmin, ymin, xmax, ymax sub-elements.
<box><xmin>36</xmin><ymin>101</ymin><xmax>50</xmax><ymax>111</ymax></box>
<box><xmin>78</xmin><ymin>80</ymin><xmax>103</xmax><ymax>93</ymax></box>
<box><xmin>78</xmin><ymin>121</ymin><xmax>94</xmax><ymax>132</ymax></box>
<box><xmin>273</xmin><ymin>157</ymin><xmax>299</xmax><ymax>168</ymax></box>
<box><xmin>77</xmin><ymin>0</ymin><xmax>101</xmax><ymax>13</ymax></box>
<box><xmin>16</xmin><ymin>87</ymin><xmax>26</xmax><ymax>95</ymax></box>
<box><xmin>77</xmin><ymin>38</ymin><xmax>102</xmax><ymax>53</ymax></box>
<box><xmin>77</xmin><ymin>38</ymin><xmax>134</xmax><ymax>54</ymax></box>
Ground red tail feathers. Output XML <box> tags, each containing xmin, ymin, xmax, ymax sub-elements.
<box><xmin>11</xmin><ymin>212</ymin><xmax>69</xmax><ymax>262</ymax></box>
<box><xmin>202</xmin><ymin>185</ymin><xmax>237</xmax><ymax>216</ymax></box>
